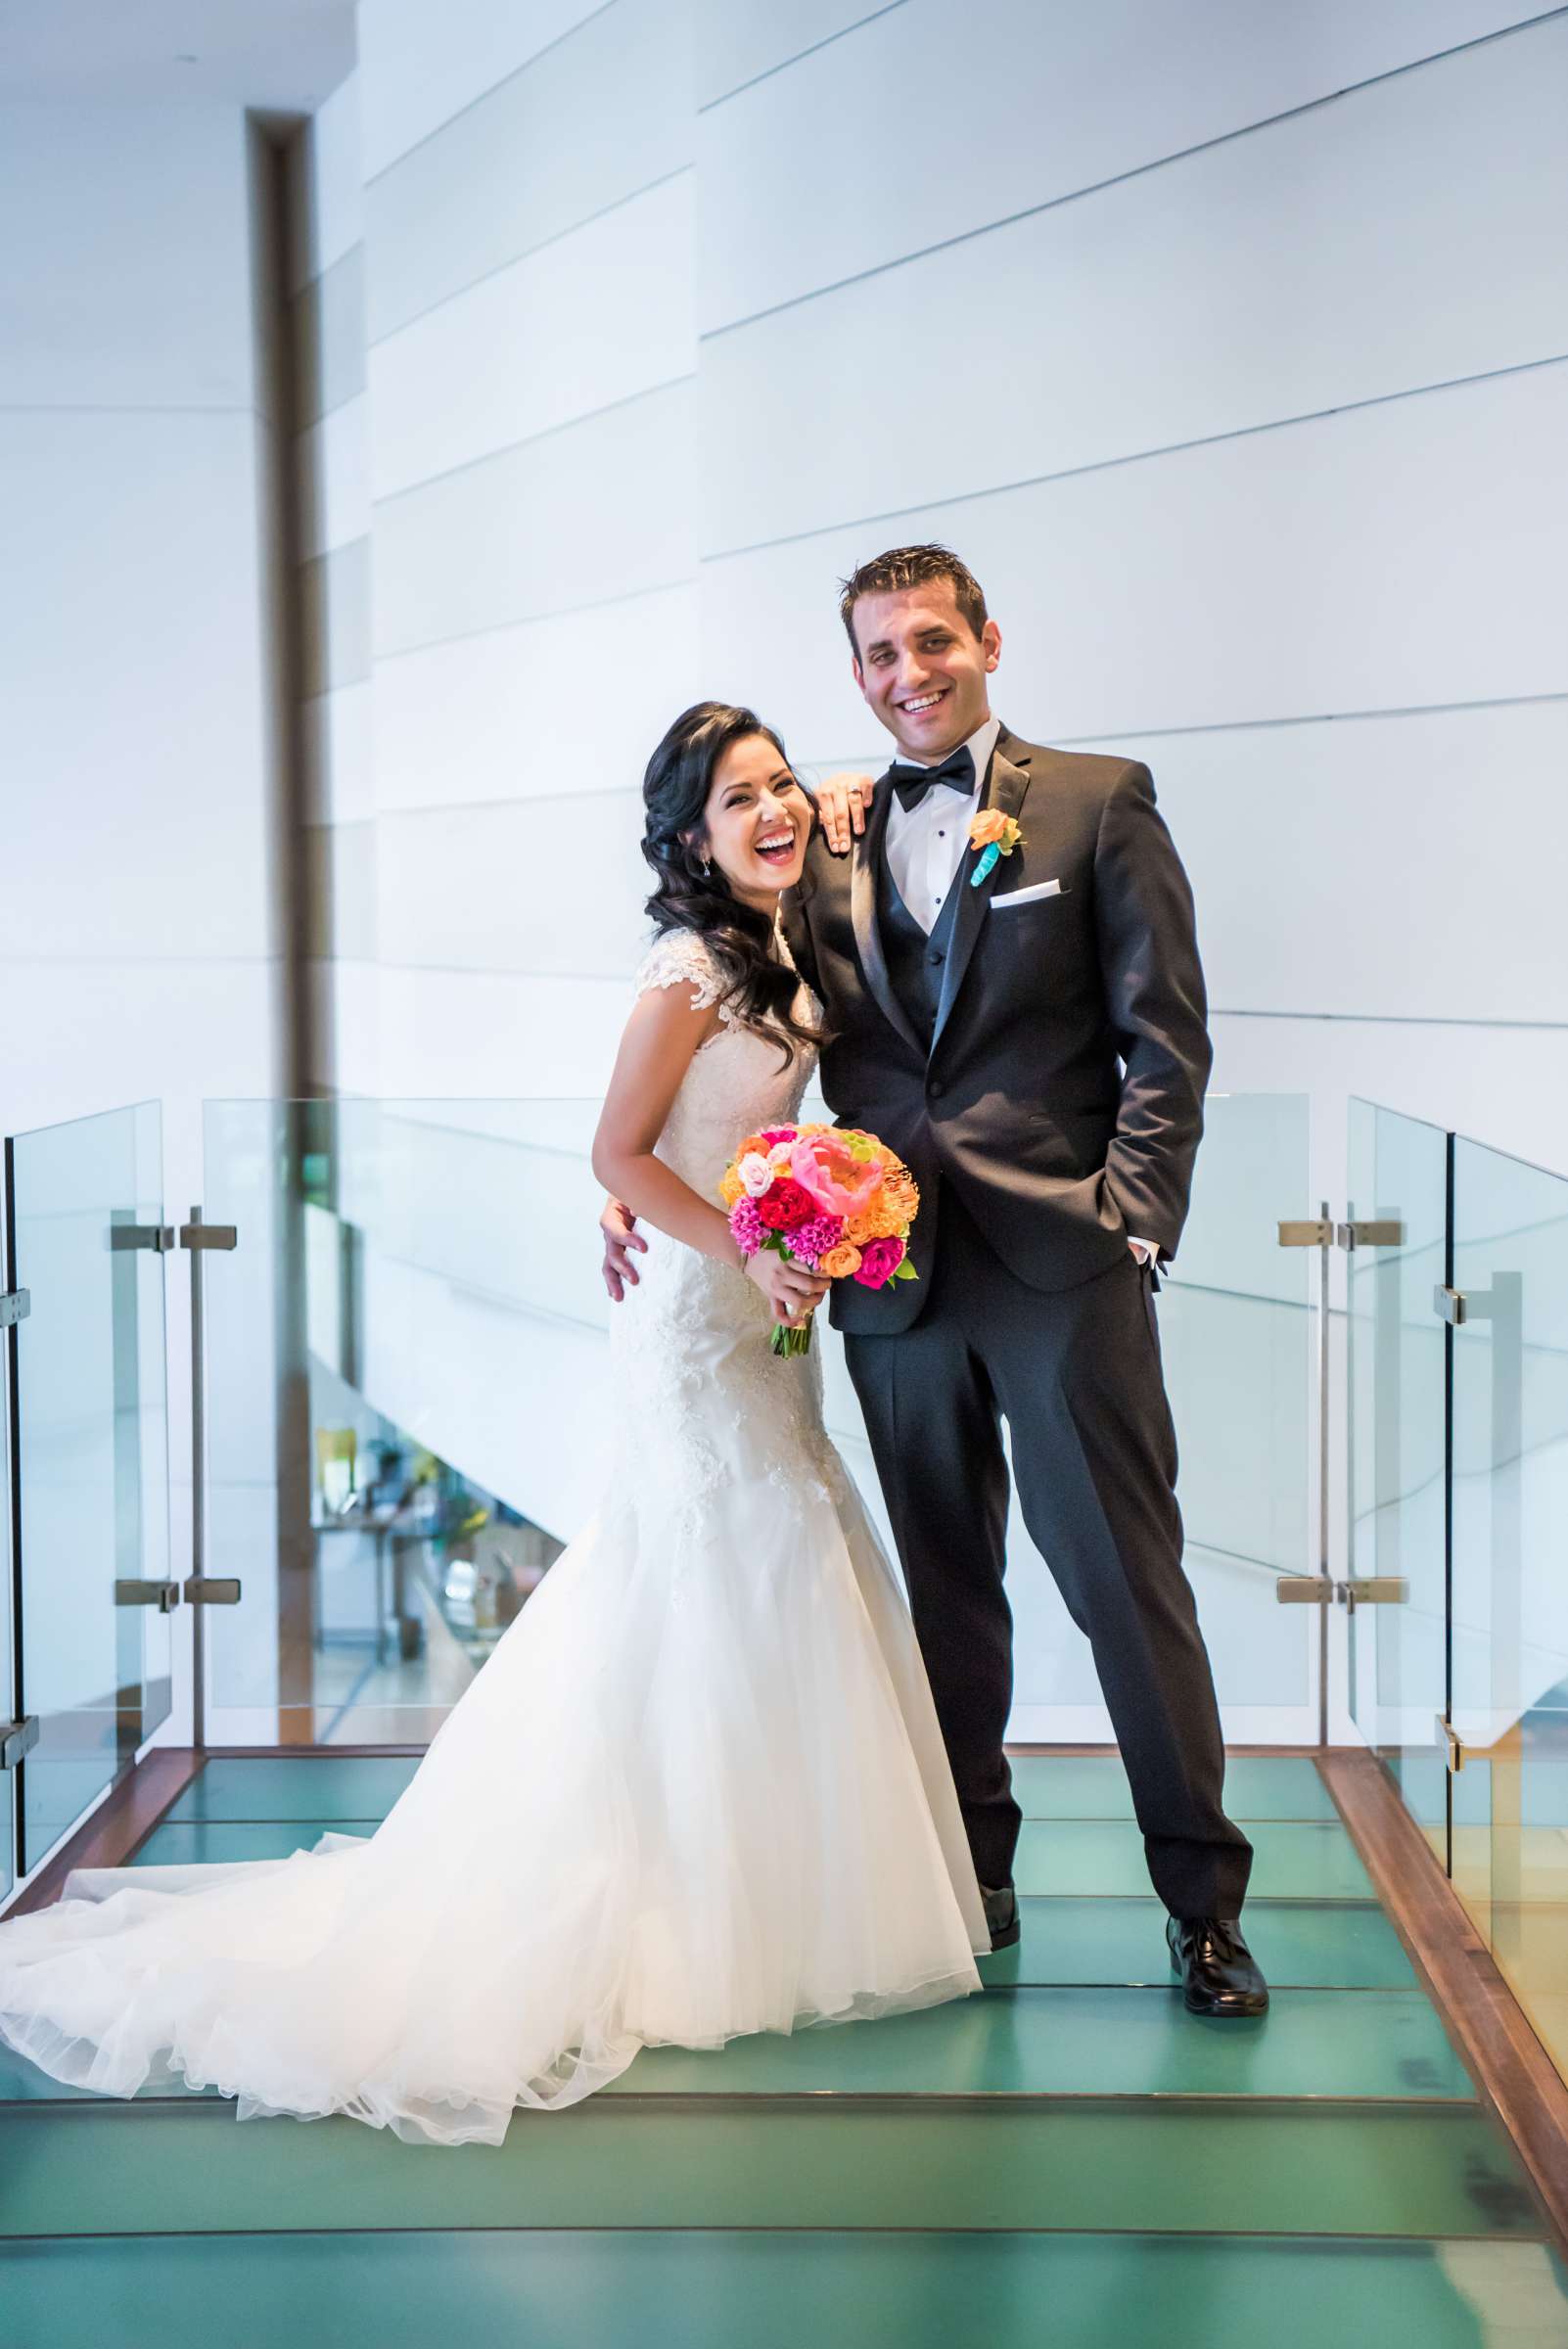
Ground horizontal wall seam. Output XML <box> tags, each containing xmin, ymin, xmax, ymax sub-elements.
<box><xmin>699</xmin><ymin>0</ymin><xmax>910</xmax><ymax>113</ymax></box>
<box><xmin>362</xmin><ymin>0</ymin><xmax>620</xmax><ymax>189</ymax></box>
<box><xmin>368</xmin><ymin>573</ymin><xmax>694</xmax><ymax>669</ymax></box>
<box><xmin>366</xmin><ymin>164</ymin><xmax>693</xmax><ymax>354</ymax></box>
<box><xmin>1056</xmin><ymin>692</ymin><xmax>1568</xmax><ymax>745</ymax></box>
<box><xmin>372</xmin><ymin>366</ymin><xmax>697</xmax><ymax>510</ymax></box>
<box><xmin>700</xmin><ymin>3</ymin><xmax>1568</xmax><ymax>343</ymax></box>
<box><xmin>1212</xmin><ymin>1010</ymin><xmax>1568</xmax><ymax>1032</ymax></box>
<box><xmin>701</xmin><ymin>348</ymin><xmax>1568</xmax><ymax>564</ymax></box>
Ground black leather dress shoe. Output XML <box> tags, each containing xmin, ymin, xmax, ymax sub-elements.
<box><xmin>981</xmin><ymin>1883</ymin><xmax>1020</xmax><ymax>1951</ymax></box>
<box><xmin>1167</xmin><ymin>1916</ymin><xmax>1268</xmax><ymax>2016</ymax></box>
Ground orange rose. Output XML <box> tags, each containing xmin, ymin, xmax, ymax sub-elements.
<box><xmin>969</xmin><ymin>809</ymin><xmax>1022</xmax><ymax>853</ymax></box>
<box><xmin>719</xmin><ymin>1166</ymin><xmax>746</xmax><ymax>1207</ymax></box>
<box><xmin>817</xmin><ymin>1241</ymin><xmax>863</xmax><ymax>1278</ymax></box>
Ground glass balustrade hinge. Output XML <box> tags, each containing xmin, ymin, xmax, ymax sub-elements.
<box><xmin>115</xmin><ymin>1579</ymin><xmax>181</xmax><ymax>1612</ymax></box>
<box><xmin>0</xmin><ymin>1288</ymin><xmax>29</xmax><ymax>1328</ymax></box>
<box><xmin>1437</xmin><ymin>1715</ymin><xmax>1467</xmax><ymax>1773</ymax></box>
<box><xmin>178</xmin><ymin>1223</ymin><xmax>238</xmax><ymax>1251</ymax></box>
<box><xmin>1335</xmin><ymin>1220</ymin><xmax>1404</xmax><ymax>1249</ymax></box>
<box><xmin>182</xmin><ymin>1575</ymin><xmax>242</xmax><ymax>1605</ymax></box>
<box><xmin>0</xmin><ymin>1715</ymin><xmax>39</xmax><ymax>1770</ymax></box>
<box><xmin>1276</xmin><ymin>1576</ymin><xmax>1408</xmax><ymax>1608</ymax></box>
<box><xmin>1434</xmin><ymin>1285</ymin><xmax>1497</xmax><ymax>1325</ymax></box>
<box><xmin>1277</xmin><ymin>1218</ymin><xmax>1333</xmax><ymax>1247</ymax></box>
<box><xmin>107</xmin><ymin>1224</ymin><xmax>176</xmax><ymax>1253</ymax></box>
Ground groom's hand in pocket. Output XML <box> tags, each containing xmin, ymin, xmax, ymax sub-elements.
<box><xmin>600</xmin><ymin>1196</ymin><xmax>647</xmax><ymax>1301</ymax></box>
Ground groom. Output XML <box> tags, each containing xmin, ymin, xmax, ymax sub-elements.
<box><xmin>609</xmin><ymin>544</ymin><xmax>1266</xmax><ymax>2016</ymax></box>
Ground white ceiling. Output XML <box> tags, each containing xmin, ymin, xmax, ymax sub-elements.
<box><xmin>0</xmin><ymin>1</ymin><xmax>354</xmax><ymax>113</ymax></box>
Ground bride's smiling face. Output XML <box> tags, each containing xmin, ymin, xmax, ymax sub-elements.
<box><xmin>692</xmin><ymin>733</ymin><xmax>812</xmax><ymax>909</ymax></box>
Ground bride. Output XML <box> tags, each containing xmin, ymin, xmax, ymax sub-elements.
<box><xmin>0</xmin><ymin>702</ymin><xmax>988</xmax><ymax>2147</ymax></box>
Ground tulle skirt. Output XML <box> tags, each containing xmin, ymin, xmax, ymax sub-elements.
<box><xmin>0</xmin><ymin>1439</ymin><xmax>987</xmax><ymax>2145</ymax></box>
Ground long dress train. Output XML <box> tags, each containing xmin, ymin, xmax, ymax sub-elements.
<box><xmin>0</xmin><ymin>927</ymin><xmax>987</xmax><ymax>2146</ymax></box>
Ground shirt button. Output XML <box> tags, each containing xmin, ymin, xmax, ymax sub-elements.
<box><xmin>929</xmin><ymin>1079</ymin><xmax>945</xmax><ymax>1098</ymax></box>
<box><xmin>927</xmin><ymin>948</ymin><xmax>943</xmax><ymax>966</ymax></box>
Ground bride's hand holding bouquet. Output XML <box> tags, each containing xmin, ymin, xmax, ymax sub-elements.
<box><xmin>720</xmin><ymin>1125</ymin><xmax>919</xmax><ymax>1357</ymax></box>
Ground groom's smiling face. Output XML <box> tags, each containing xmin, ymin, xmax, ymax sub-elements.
<box><xmin>850</xmin><ymin>581</ymin><xmax>1001</xmax><ymax>762</ymax></box>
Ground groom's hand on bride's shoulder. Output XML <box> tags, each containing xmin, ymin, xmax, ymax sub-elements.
<box><xmin>814</xmin><ymin>771</ymin><xmax>873</xmax><ymax>856</ymax></box>
<box><xmin>600</xmin><ymin>1196</ymin><xmax>646</xmax><ymax>1302</ymax></box>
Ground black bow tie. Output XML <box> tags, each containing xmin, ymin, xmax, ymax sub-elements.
<box><xmin>888</xmin><ymin>745</ymin><xmax>976</xmax><ymax>812</ymax></box>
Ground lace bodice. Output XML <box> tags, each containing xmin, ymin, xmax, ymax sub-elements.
<box><xmin>631</xmin><ymin>927</ymin><xmax>819</xmax><ymax>1200</ymax></box>
<box><xmin>608</xmin><ymin>925</ymin><xmax>837</xmax><ymax>1541</ymax></box>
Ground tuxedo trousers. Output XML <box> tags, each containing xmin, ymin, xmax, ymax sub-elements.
<box><xmin>843</xmin><ymin>1183</ymin><xmax>1254</xmax><ymax>1918</ymax></box>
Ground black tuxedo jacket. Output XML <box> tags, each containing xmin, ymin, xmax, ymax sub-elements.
<box><xmin>780</xmin><ymin>725</ymin><xmax>1212</xmax><ymax>1333</ymax></box>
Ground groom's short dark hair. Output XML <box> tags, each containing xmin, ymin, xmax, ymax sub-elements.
<box><xmin>839</xmin><ymin>544</ymin><xmax>989</xmax><ymax>658</ymax></box>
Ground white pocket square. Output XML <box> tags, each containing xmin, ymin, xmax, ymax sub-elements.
<box><xmin>990</xmin><ymin>878</ymin><xmax>1063</xmax><ymax>910</ymax></box>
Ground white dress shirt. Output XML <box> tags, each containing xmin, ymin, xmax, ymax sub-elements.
<box><xmin>882</xmin><ymin>712</ymin><xmax>1158</xmax><ymax>1267</ymax></box>
<box><xmin>884</xmin><ymin>714</ymin><xmax>1000</xmax><ymax>937</ymax></box>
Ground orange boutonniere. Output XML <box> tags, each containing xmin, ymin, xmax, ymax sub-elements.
<box><xmin>968</xmin><ymin>810</ymin><xmax>1024</xmax><ymax>886</ymax></box>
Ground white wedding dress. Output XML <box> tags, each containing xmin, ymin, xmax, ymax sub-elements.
<box><xmin>0</xmin><ymin>928</ymin><xmax>987</xmax><ymax>2146</ymax></box>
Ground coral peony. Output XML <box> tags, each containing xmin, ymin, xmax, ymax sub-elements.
<box><xmin>757</xmin><ymin>1177</ymin><xmax>815</xmax><ymax>1231</ymax></box>
<box><xmin>853</xmin><ymin>1235</ymin><xmax>906</xmax><ymax>1288</ymax></box>
<box><xmin>789</xmin><ymin>1130</ymin><xmax>884</xmax><ymax>1220</ymax></box>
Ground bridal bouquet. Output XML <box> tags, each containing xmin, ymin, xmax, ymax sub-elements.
<box><xmin>719</xmin><ymin>1124</ymin><xmax>919</xmax><ymax>1357</ymax></box>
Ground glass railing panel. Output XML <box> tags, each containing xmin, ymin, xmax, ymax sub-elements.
<box><xmin>199</xmin><ymin>1092</ymin><xmax>1315</xmax><ymax>1750</ymax></box>
<box><xmin>1452</xmin><ymin>1135</ymin><xmax>1568</xmax><ymax>2071</ymax></box>
<box><xmin>835</xmin><ymin>1092</ymin><xmax>1314</xmax><ymax>1742</ymax></box>
<box><xmin>1345</xmin><ymin>1099</ymin><xmax>1450</xmax><ymax>1859</ymax></box>
<box><xmin>4</xmin><ymin>1101</ymin><xmax>171</xmax><ymax>1873</ymax></box>
<box><xmin>199</xmin><ymin>1100</ymin><xmax>606</xmax><ymax>1744</ymax></box>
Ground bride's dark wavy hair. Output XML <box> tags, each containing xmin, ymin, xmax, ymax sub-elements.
<box><xmin>641</xmin><ymin>701</ymin><xmax>821</xmax><ymax>1064</ymax></box>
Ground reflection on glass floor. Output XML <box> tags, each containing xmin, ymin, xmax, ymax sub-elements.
<box><xmin>2</xmin><ymin>1754</ymin><xmax>1564</xmax><ymax>2348</ymax></box>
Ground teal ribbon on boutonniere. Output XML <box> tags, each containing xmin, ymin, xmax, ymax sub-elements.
<box><xmin>968</xmin><ymin>811</ymin><xmax>1024</xmax><ymax>887</ymax></box>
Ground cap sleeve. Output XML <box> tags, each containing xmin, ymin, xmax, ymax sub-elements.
<box><xmin>632</xmin><ymin>930</ymin><xmax>731</xmax><ymax>1020</ymax></box>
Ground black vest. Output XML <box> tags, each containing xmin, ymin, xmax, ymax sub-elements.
<box><xmin>877</xmin><ymin>848</ymin><xmax>962</xmax><ymax>1050</ymax></box>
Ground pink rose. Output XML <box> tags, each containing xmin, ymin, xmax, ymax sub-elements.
<box><xmin>789</xmin><ymin>1131</ymin><xmax>883</xmax><ymax>1220</ymax></box>
<box><xmin>853</xmin><ymin>1235</ymin><xmax>906</xmax><ymax>1289</ymax></box>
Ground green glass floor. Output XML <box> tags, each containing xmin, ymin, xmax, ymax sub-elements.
<box><xmin>3</xmin><ymin>2232</ymin><xmax>1565</xmax><ymax>2349</ymax></box>
<box><xmin>3</xmin><ymin>1753</ymin><xmax>1561</xmax><ymax>2345</ymax></box>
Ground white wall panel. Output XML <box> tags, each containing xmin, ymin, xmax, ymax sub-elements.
<box><xmin>373</xmin><ymin>583</ymin><xmax>698</xmax><ymax>813</ymax></box>
<box><xmin>0</xmin><ymin>409</ymin><xmax>273</xmax><ymax>961</ymax></box>
<box><xmin>0</xmin><ymin>958</ymin><xmax>277</xmax><ymax>1166</ymax></box>
<box><xmin>1132</xmin><ymin>700</ymin><xmax>1568</xmax><ymax>1029</ymax></box>
<box><xmin>371</xmin><ymin>967</ymin><xmax>630</xmax><ymax>1098</ymax></box>
<box><xmin>358</xmin><ymin>0</ymin><xmax>606</xmax><ymax>182</ymax></box>
<box><xmin>369</xmin><ymin>171</ymin><xmax>696</xmax><ymax>499</ymax></box>
<box><xmin>302</xmin><ymin>679</ymin><xmax>376</xmax><ymax>827</ymax></box>
<box><xmin>698</xmin><ymin>0</ymin><xmax>1549</xmax><ymax>330</ymax></box>
<box><xmin>287</xmin><ymin>68</ymin><xmax>365</xmax><ymax>295</ymax></box>
<box><xmin>374</xmin><ymin>377</ymin><xmax>699</xmax><ymax>657</ymax></box>
<box><xmin>297</xmin><ymin>391</ymin><xmax>372</xmax><ymax>559</ymax></box>
<box><xmin>704</xmin><ymin>20</ymin><xmax>1568</xmax><ymax>550</ymax></box>
<box><xmin>375</xmin><ymin>795</ymin><xmax>648</xmax><ymax>977</ymax></box>
<box><xmin>0</xmin><ymin>104</ymin><xmax>254</xmax><ymax>408</ymax></box>
<box><xmin>695</xmin><ymin>0</ymin><xmax>891</xmax><ymax>108</ymax></box>
<box><xmin>364</xmin><ymin>0</ymin><xmax>692</xmax><ymax>345</ymax></box>
<box><xmin>1211</xmin><ymin>1016</ymin><xmax>1568</xmax><ymax>1218</ymax></box>
<box><xmin>700</xmin><ymin>361</ymin><xmax>1568</xmax><ymax>754</ymax></box>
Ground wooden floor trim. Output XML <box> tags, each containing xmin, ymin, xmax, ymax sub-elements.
<box><xmin>6</xmin><ymin>1747</ymin><xmax>207</xmax><ymax>1916</ymax></box>
<box><xmin>1318</xmin><ymin>1745</ymin><xmax>1568</xmax><ymax>2249</ymax></box>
